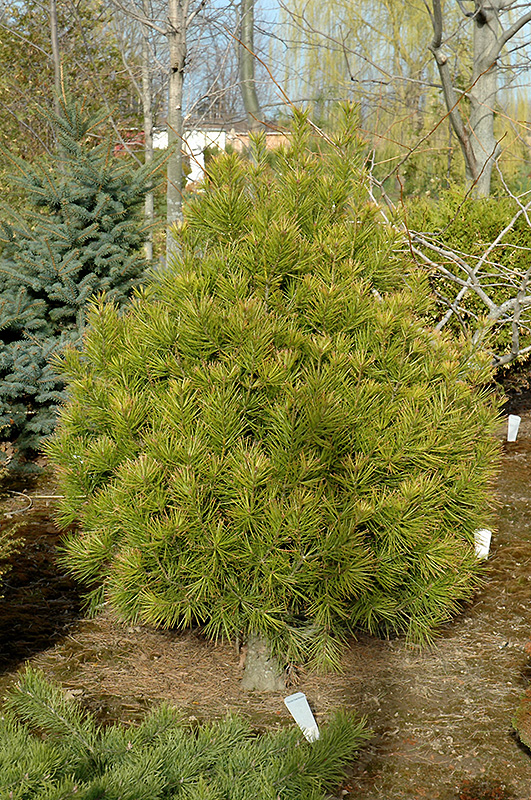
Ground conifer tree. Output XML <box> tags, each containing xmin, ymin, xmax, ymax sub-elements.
<box><xmin>0</xmin><ymin>94</ymin><xmax>160</xmax><ymax>466</ymax></box>
<box><xmin>0</xmin><ymin>668</ymin><xmax>369</xmax><ymax>798</ymax></box>
<box><xmin>47</xmin><ymin>108</ymin><xmax>500</xmax><ymax>668</ymax></box>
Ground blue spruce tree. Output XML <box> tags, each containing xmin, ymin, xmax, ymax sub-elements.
<box><xmin>0</xmin><ymin>95</ymin><xmax>159</xmax><ymax>467</ymax></box>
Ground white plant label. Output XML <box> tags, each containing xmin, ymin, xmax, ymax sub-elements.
<box><xmin>284</xmin><ymin>692</ymin><xmax>320</xmax><ymax>742</ymax></box>
<box><xmin>474</xmin><ymin>528</ymin><xmax>492</xmax><ymax>560</ymax></box>
<box><xmin>507</xmin><ymin>414</ymin><xmax>521</xmax><ymax>442</ymax></box>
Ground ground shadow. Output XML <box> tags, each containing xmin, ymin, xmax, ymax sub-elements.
<box><xmin>0</xmin><ymin>477</ymin><xmax>82</xmax><ymax>672</ymax></box>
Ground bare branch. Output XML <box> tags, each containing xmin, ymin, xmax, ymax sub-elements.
<box><xmin>0</xmin><ymin>100</ymin><xmax>53</xmax><ymax>155</ymax></box>
<box><xmin>429</xmin><ymin>0</ymin><xmax>478</xmax><ymax>181</ymax></box>
<box><xmin>109</xmin><ymin>0</ymin><xmax>167</xmax><ymax>35</ymax></box>
<box><xmin>0</xmin><ymin>20</ymin><xmax>51</xmax><ymax>58</ymax></box>
<box><xmin>495</xmin><ymin>8</ymin><xmax>531</xmax><ymax>55</ymax></box>
<box><xmin>187</xmin><ymin>0</ymin><xmax>207</xmax><ymax>27</ymax></box>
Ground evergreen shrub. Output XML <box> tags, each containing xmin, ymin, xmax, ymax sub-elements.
<box><xmin>407</xmin><ymin>187</ymin><xmax>531</xmax><ymax>363</ymax></box>
<box><xmin>47</xmin><ymin>110</ymin><xmax>500</xmax><ymax>667</ymax></box>
<box><xmin>0</xmin><ymin>95</ymin><xmax>158</xmax><ymax>466</ymax></box>
<box><xmin>0</xmin><ymin>668</ymin><xmax>369</xmax><ymax>799</ymax></box>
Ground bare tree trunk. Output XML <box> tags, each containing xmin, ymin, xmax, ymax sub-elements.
<box><xmin>239</xmin><ymin>0</ymin><xmax>262</xmax><ymax>130</ymax></box>
<box><xmin>107</xmin><ymin>0</ymin><xmax>211</xmax><ymax>261</ymax></box>
<box><xmin>49</xmin><ymin>0</ymin><xmax>61</xmax><ymax>113</ymax></box>
<box><xmin>241</xmin><ymin>635</ymin><xmax>286</xmax><ymax>692</ymax></box>
<box><xmin>142</xmin><ymin>0</ymin><xmax>154</xmax><ymax>262</ymax></box>
<box><xmin>469</xmin><ymin>2</ymin><xmax>502</xmax><ymax>198</ymax></box>
<box><xmin>429</xmin><ymin>0</ymin><xmax>531</xmax><ymax>198</ymax></box>
<box><xmin>167</xmin><ymin>0</ymin><xmax>186</xmax><ymax>259</ymax></box>
<box><xmin>429</xmin><ymin>0</ymin><xmax>479</xmax><ymax>188</ymax></box>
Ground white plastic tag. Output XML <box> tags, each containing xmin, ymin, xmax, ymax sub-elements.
<box><xmin>284</xmin><ymin>692</ymin><xmax>320</xmax><ymax>742</ymax></box>
<box><xmin>474</xmin><ymin>528</ymin><xmax>492</xmax><ymax>559</ymax></box>
<box><xmin>508</xmin><ymin>414</ymin><xmax>521</xmax><ymax>442</ymax></box>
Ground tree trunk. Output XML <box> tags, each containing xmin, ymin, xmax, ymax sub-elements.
<box><xmin>142</xmin><ymin>0</ymin><xmax>154</xmax><ymax>262</ymax></box>
<box><xmin>167</xmin><ymin>0</ymin><xmax>186</xmax><ymax>258</ymax></box>
<box><xmin>430</xmin><ymin>0</ymin><xmax>480</xmax><ymax>188</ymax></box>
<box><xmin>429</xmin><ymin>0</ymin><xmax>531</xmax><ymax>198</ymax></box>
<box><xmin>49</xmin><ymin>0</ymin><xmax>61</xmax><ymax>114</ymax></box>
<box><xmin>239</xmin><ymin>0</ymin><xmax>262</xmax><ymax>130</ymax></box>
<box><xmin>241</xmin><ymin>635</ymin><xmax>286</xmax><ymax>692</ymax></box>
<box><xmin>468</xmin><ymin>2</ymin><xmax>502</xmax><ymax>198</ymax></box>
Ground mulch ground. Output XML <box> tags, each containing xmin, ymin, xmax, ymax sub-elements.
<box><xmin>2</xmin><ymin>410</ymin><xmax>531</xmax><ymax>799</ymax></box>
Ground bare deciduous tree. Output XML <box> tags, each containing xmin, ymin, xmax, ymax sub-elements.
<box><xmin>109</xmin><ymin>0</ymin><xmax>208</xmax><ymax>257</ymax></box>
<box><xmin>238</xmin><ymin>0</ymin><xmax>262</xmax><ymax>129</ymax></box>
<box><xmin>429</xmin><ymin>0</ymin><xmax>531</xmax><ymax>197</ymax></box>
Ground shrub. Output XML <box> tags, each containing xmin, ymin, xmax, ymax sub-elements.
<box><xmin>0</xmin><ymin>668</ymin><xmax>369</xmax><ymax>799</ymax></box>
<box><xmin>0</xmin><ymin>95</ymin><xmax>159</xmax><ymax>467</ymax></box>
<box><xmin>407</xmin><ymin>187</ymin><xmax>531</xmax><ymax>364</ymax></box>
<box><xmin>46</xmin><ymin>109</ymin><xmax>500</xmax><ymax>668</ymax></box>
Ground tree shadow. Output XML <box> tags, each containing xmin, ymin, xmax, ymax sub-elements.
<box><xmin>0</xmin><ymin>482</ymin><xmax>82</xmax><ymax>672</ymax></box>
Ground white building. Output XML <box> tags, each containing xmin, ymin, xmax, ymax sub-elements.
<box><xmin>153</xmin><ymin>126</ymin><xmax>290</xmax><ymax>184</ymax></box>
<box><xmin>153</xmin><ymin>128</ymin><xmax>226</xmax><ymax>184</ymax></box>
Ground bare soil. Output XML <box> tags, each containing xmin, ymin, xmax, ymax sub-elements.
<box><xmin>2</xmin><ymin>414</ymin><xmax>531</xmax><ymax>799</ymax></box>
